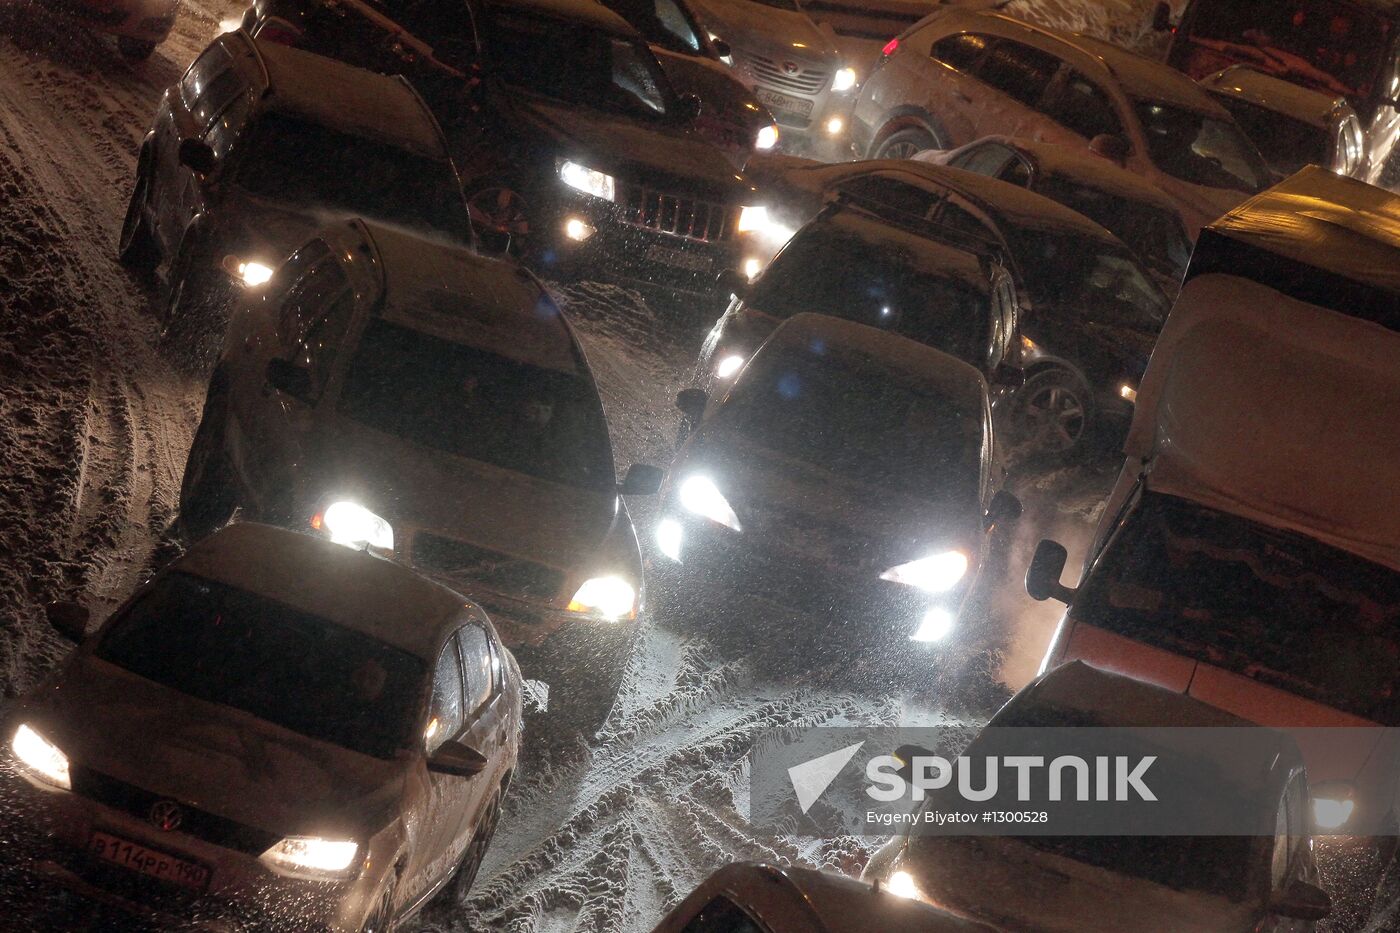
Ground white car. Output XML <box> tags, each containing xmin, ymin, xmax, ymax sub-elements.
<box><xmin>4</xmin><ymin>523</ymin><xmax>521</xmax><ymax>931</ymax></box>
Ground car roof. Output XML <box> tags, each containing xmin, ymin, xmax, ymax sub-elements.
<box><xmin>234</xmin><ymin>32</ymin><xmax>449</xmax><ymax>159</ymax></box>
<box><xmin>1199</xmin><ymin>65</ymin><xmax>1346</xmax><ymax>126</ymax></box>
<box><xmin>352</xmin><ymin>220</ymin><xmax>586</xmax><ymax>375</ymax></box>
<box><xmin>484</xmin><ymin>0</ymin><xmax>641</xmax><ymax>37</ymax></box>
<box><xmin>171</xmin><ymin>523</ymin><xmax>476</xmax><ymax>659</ymax></box>
<box><xmin>808</xmin><ymin>207</ymin><xmax>995</xmax><ymax>294</ymax></box>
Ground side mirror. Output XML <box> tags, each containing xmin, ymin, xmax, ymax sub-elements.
<box><xmin>426</xmin><ymin>738</ymin><xmax>489</xmax><ymax>777</ymax></box>
<box><xmin>619</xmin><ymin>463</ymin><xmax>664</xmax><ymax>496</ymax></box>
<box><xmin>1025</xmin><ymin>539</ymin><xmax>1074</xmax><ymax>604</ymax></box>
<box><xmin>1269</xmin><ymin>880</ymin><xmax>1332</xmax><ymax>921</ymax></box>
<box><xmin>1088</xmin><ymin>133</ymin><xmax>1130</xmax><ymax>165</ymax></box>
<box><xmin>178</xmin><ymin>138</ymin><xmax>217</xmax><ymax>175</ymax></box>
<box><xmin>676</xmin><ymin>387</ymin><xmax>709</xmax><ymax>424</ymax></box>
<box><xmin>45</xmin><ymin>601</ymin><xmax>91</xmax><ymax>643</ymax></box>
<box><xmin>715</xmin><ymin>268</ymin><xmax>749</xmax><ymax>300</ymax></box>
<box><xmin>985</xmin><ymin>489</ymin><xmax>1022</xmax><ymax>529</ymax></box>
<box><xmin>711</xmin><ymin>37</ymin><xmax>732</xmax><ymax>60</ymax></box>
<box><xmin>674</xmin><ymin>93</ymin><xmax>703</xmax><ymax>123</ymax></box>
<box><xmin>265</xmin><ymin>358</ymin><xmax>313</xmax><ymax>402</ymax></box>
<box><xmin>1151</xmin><ymin>1</ymin><xmax>1172</xmax><ymax>32</ymax></box>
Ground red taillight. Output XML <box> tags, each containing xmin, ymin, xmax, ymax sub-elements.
<box><xmin>882</xmin><ymin>37</ymin><xmax>899</xmax><ymax>57</ymax></box>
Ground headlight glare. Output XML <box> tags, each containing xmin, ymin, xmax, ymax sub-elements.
<box><xmin>317</xmin><ymin>501</ymin><xmax>394</xmax><ymax>554</ymax></box>
<box><xmin>832</xmin><ymin>66</ymin><xmax>857</xmax><ymax>91</ymax></box>
<box><xmin>559</xmin><ymin>161</ymin><xmax>616</xmax><ymax>202</ymax></box>
<box><xmin>568</xmin><ymin>575</ymin><xmax>637</xmax><ymax>620</ymax></box>
<box><xmin>11</xmin><ymin>724</ymin><xmax>71</xmax><ymax>790</ymax></box>
<box><xmin>885</xmin><ymin>869</ymin><xmax>925</xmax><ymax>900</ymax></box>
<box><xmin>755</xmin><ymin>124</ymin><xmax>779</xmax><ymax>150</ymax></box>
<box><xmin>260</xmin><ymin>836</ymin><xmax>359</xmax><ymax>879</ymax></box>
<box><xmin>1313</xmin><ymin>795</ymin><xmax>1355</xmax><ymax>830</ymax></box>
<box><xmin>220</xmin><ymin>254</ymin><xmax>275</xmax><ymax>288</ymax></box>
<box><xmin>715</xmin><ymin>354</ymin><xmax>746</xmax><ymax>380</ymax></box>
<box><xmin>656</xmin><ymin>518</ymin><xmax>683</xmax><ymax>562</ymax></box>
<box><xmin>678</xmin><ymin>475</ymin><xmax>741</xmax><ymax>531</ymax></box>
<box><xmin>880</xmin><ymin>550</ymin><xmax>967</xmax><ymax>593</ymax></box>
<box><xmin>737</xmin><ymin>205</ymin><xmax>769</xmax><ymax>234</ymax></box>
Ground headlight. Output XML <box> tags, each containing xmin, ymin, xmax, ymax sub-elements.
<box><xmin>737</xmin><ymin>205</ymin><xmax>769</xmax><ymax>234</ymax></box>
<box><xmin>220</xmin><ymin>254</ymin><xmax>274</xmax><ymax>288</ymax></box>
<box><xmin>11</xmin><ymin>724</ymin><xmax>71</xmax><ymax>790</ymax></box>
<box><xmin>260</xmin><ymin>836</ymin><xmax>359</xmax><ymax>880</ymax></box>
<box><xmin>678</xmin><ymin>475</ymin><xmax>741</xmax><ymax>531</ymax></box>
<box><xmin>715</xmin><ymin>354</ymin><xmax>746</xmax><ymax>380</ymax></box>
<box><xmin>567</xmin><ymin>575</ymin><xmax>637</xmax><ymax>620</ymax></box>
<box><xmin>755</xmin><ymin>124</ymin><xmax>779</xmax><ymax>150</ymax></box>
<box><xmin>1312</xmin><ymin>785</ymin><xmax>1356</xmax><ymax>830</ymax></box>
<box><xmin>880</xmin><ymin>550</ymin><xmax>967</xmax><ymax>593</ymax></box>
<box><xmin>559</xmin><ymin>161</ymin><xmax>616</xmax><ymax>202</ymax></box>
<box><xmin>831</xmin><ymin>66</ymin><xmax>857</xmax><ymax>91</ymax></box>
<box><xmin>910</xmin><ymin>607</ymin><xmax>954</xmax><ymax>643</ymax></box>
<box><xmin>315</xmin><ymin>501</ymin><xmax>394</xmax><ymax>554</ymax></box>
<box><xmin>885</xmin><ymin>869</ymin><xmax>925</xmax><ymax>901</ymax></box>
<box><xmin>656</xmin><ymin>518</ymin><xmax>683</xmax><ymax>562</ymax></box>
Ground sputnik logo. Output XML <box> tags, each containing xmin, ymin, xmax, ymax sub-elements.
<box><xmin>787</xmin><ymin>741</ymin><xmax>864</xmax><ymax>814</ymax></box>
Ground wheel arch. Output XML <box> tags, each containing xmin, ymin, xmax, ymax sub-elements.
<box><xmin>869</xmin><ymin>107</ymin><xmax>947</xmax><ymax>157</ymax></box>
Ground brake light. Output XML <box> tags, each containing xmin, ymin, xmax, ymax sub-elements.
<box><xmin>882</xmin><ymin>37</ymin><xmax>899</xmax><ymax>57</ymax></box>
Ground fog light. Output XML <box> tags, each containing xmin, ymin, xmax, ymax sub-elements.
<box><xmin>656</xmin><ymin>518</ymin><xmax>683</xmax><ymax>562</ymax></box>
<box><xmin>755</xmin><ymin>124</ymin><xmax>779</xmax><ymax>150</ymax></box>
<box><xmin>1119</xmin><ymin>383</ymin><xmax>1137</xmax><ymax>403</ymax></box>
<box><xmin>743</xmin><ymin>257</ymin><xmax>762</xmax><ymax>280</ymax></box>
<box><xmin>910</xmin><ymin>608</ymin><xmax>954</xmax><ymax>643</ymax></box>
<box><xmin>825</xmin><ymin>115</ymin><xmax>845</xmax><ymax>136</ymax></box>
<box><xmin>564</xmin><ymin>217</ymin><xmax>595</xmax><ymax>241</ymax></box>
<box><xmin>715</xmin><ymin>354</ymin><xmax>745</xmax><ymax>380</ymax></box>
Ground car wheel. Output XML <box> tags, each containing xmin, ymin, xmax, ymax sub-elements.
<box><xmin>467</xmin><ymin>185</ymin><xmax>531</xmax><ymax>256</ymax></box>
<box><xmin>117</xmin><ymin>170</ymin><xmax>159</xmax><ymax>277</ymax></box>
<box><xmin>872</xmin><ymin>126</ymin><xmax>939</xmax><ymax>160</ymax></box>
<box><xmin>177</xmin><ymin>384</ymin><xmax>237</xmax><ymax>544</ymax></box>
<box><xmin>117</xmin><ymin>36</ymin><xmax>157</xmax><ymax>60</ymax></box>
<box><xmin>360</xmin><ymin>882</ymin><xmax>397</xmax><ymax>933</ymax></box>
<box><xmin>435</xmin><ymin>789</ymin><xmax>503</xmax><ymax>908</ymax></box>
<box><xmin>160</xmin><ymin>246</ymin><xmax>233</xmax><ymax>368</ymax></box>
<box><xmin>1012</xmin><ymin>368</ymin><xmax>1094</xmax><ymax>456</ymax></box>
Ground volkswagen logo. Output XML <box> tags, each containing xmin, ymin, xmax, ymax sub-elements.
<box><xmin>148</xmin><ymin>799</ymin><xmax>185</xmax><ymax>832</ymax></box>
<box><xmin>781</xmin><ymin>60</ymin><xmax>801</xmax><ymax>76</ymax></box>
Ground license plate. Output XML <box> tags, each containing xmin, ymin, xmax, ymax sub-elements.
<box><xmin>755</xmin><ymin>88</ymin><xmax>814</xmax><ymax>118</ymax></box>
<box><xmin>88</xmin><ymin>830</ymin><xmax>211</xmax><ymax>891</ymax></box>
<box><xmin>646</xmin><ymin>244</ymin><xmax>712</xmax><ymax>274</ymax></box>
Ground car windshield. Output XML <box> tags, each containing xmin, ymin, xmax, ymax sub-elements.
<box><xmin>1076</xmin><ymin>493</ymin><xmax>1400</xmax><ymax>724</ymax></box>
<box><xmin>236</xmin><ymin>114</ymin><xmax>468</xmax><ymax>241</ymax></box>
<box><xmin>749</xmin><ymin>217</ymin><xmax>995</xmax><ymax>368</ymax></box>
<box><xmin>1212</xmin><ymin>95</ymin><xmax>1327</xmax><ymax>176</ymax></box>
<box><xmin>1034</xmin><ymin>175</ymin><xmax>1193</xmax><ymax>283</ymax></box>
<box><xmin>1183</xmin><ymin>0</ymin><xmax>1389</xmax><ymax>98</ymax></box>
<box><xmin>487</xmin><ymin>11</ymin><xmax>672</xmax><ymax>117</ymax></box>
<box><xmin>718</xmin><ymin>342</ymin><xmax>984</xmax><ymax>498</ymax></box>
<box><xmin>603</xmin><ymin>0</ymin><xmax>703</xmax><ymax>54</ymax></box>
<box><xmin>1004</xmin><ymin>227</ymin><xmax>1169</xmax><ymax>333</ymax></box>
<box><xmin>338</xmin><ymin>319</ymin><xmax>616</xmax><ymax>491</ymax></box>
<box><xmin>95</xmin><ymin>573</ymin><xmax>425</xmax><ymax>760</ymax></box>
<box><xmin>1133</xmin><ymin>101</ymin><xmax>1273</xmax><ymax>193</ymax></box>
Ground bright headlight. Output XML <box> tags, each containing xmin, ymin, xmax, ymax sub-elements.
<box><xmin>559</xmin><ymin>161</ymin><xmax>616</xmax><ymax>202</ymax></box>
<box><xmin>11</xmin><ymin>724</ymin><xmax>71</xmax><ymax>790</ymax></box>
<box><xmin>715</xmin><ymin>354</ymin><xmax>746</xmax><ymax>380</ymax></box>
<box><xmin>1313</xmin><ymin>796</ymin><xmax>1355</xmax><ymax>830</ymax></box>
<box><xmin>221</xmin><ymin>254</ymin><xmax>274</xmax><ymax>288</ymax></box>
<box><xmin>755</xmin><ymin>124</ymin><xmax>779</xmax><ymax>150</ymax></box>
<box><xmin>317</xmin><ymin>501</ymin><xmax>394</xmax><ymax>554</ymax></box>
<box><xmin>567</xmin><ymin>575</ymin><xmax>637</xmax><ymax>620</ymax></box>
<box><xmin>880</xmin><ymin>550</ymin><xmax>967</xmax><ymax>593</ymax></box>
<box><xmin>261</xmin><ymin>836</ymin><xmax>359</xmax><ymax>879</ymax></box>
<box><xmin>737</xmin><ymin>205</ymin><xmax>769</xmax><ymax>234</ymax></box>
<box><xmin>832</xmin><ymin>66</ymin><xmax>857</xmax><ymax>91</ymax></box>
<box><xmin>885</xmin><ymin>869</ymin><xmax>925</xmax><ymax>900</ymax></box>
<box><xmin>678</xmin><ymin>475</ymin><xmax>741</xmax><ymax>531</ymax></box>
<box><xmin>1119</xmin><ymin>382</ymin><xmax>1138</xmax><ymax>404</ymax></box>
<box><xmin>656</xmin><ymin>518</ymin><xmax>683</xmax><ymax>562</ymax></box>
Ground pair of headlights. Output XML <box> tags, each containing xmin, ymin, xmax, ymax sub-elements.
<box><xmin>558</xmin><ymin>161</ymin><xmax>769</xmax><ymax>233</ymax></box>
<box><xmin>10</xmin><ymin>726</ymin><xmax>359</xmax><ymax>880</ymax></box>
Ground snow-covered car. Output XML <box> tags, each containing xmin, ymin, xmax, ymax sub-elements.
<box><xmin>684</xmin><ymin>0</ymin><xmax>857</xmax><ymax>161</ymax></box>
<box><xmin>600</xmin><ymin>0</ymin><xmax>781</xmax><ymax>166</ymax></box>
<box><xmin>1198</xmin><ymin>65</ymin><xmax>1363</xmax><ymax>179</ymax></box>
<box><xmin>652</xmin><ymin>862</ymin><xmax>996</xmax><ymax>932</ymax></box>
<box><xmin>660</xmin><ymin>313</ymin><xmax>1020</xmax><ymax>653</ymax></box>
<box><xmin>852</xmin><ymin>9</ymin><xmax>1274</xmax><ymax>235</ymax></box>
<box><xmin>1157</xmin><ymin>0</ymin><xmax>1400</xmax><ymax>190</ymax></box>
<box><xmin>1029</xmin><ymin>168</ymin><xmax>1400</xmax><ymax>856</ymax></box>
<box><xmin>46</xmin><ymin>0</ymin><xmax>177</xmax><ymax>59</ymax></box>
<box><xmin>117</xmin><ymin>31</ymin><xmax>471</xmax><ymax>339</ymax></box>
<box><xmin>241</xmin><ymin>0</ymin><xmax>765</xmax><ymax>299</ymax></box>
<box><xmin>3</xmin><ymin>523</ymin><xmax>520</xmax><ymax>931</ymax></box>
<box><xmin>918</xmin><ymin>136</ymin><xmax>1194</xmax><ymax>296</ymax></box>
<box><xmin>863</xmin><ymin>662</ymin><xmax>1332</xmax><ymax>932</ymax></box>
<box><xmin>697</xmin><ymin>164</ymin><xmax>1168</xmax><ymax>456</ymax></box>
<box><xmin>178</xmin><ymin>219</ymin><xmax>662</xmax><ymax>735</ymax></box>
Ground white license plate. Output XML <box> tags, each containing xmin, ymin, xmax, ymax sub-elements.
<box><xmin>646</xmin><ymin>244</ymin><xmax>713</xmax><ymax>274</ymax></box>
<box><xmin>755</xmin><ymin>88</ymin><xmax>814</xmax><ymax>118</ymax></box>
<box><xmin>88</xmin><ymin>830</ymin><xmax>211</xmax><ymax>891</ymax></box>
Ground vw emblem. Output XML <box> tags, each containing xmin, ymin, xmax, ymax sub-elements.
<box><xmin>148</xmin><ymin>799</ymin><xmax>185</xmax><ymax>832</ymax></box>
<box><xmin>781</xmin><ymin>60</ymin><xmax>800</xmax><ymax>76</ymax></box>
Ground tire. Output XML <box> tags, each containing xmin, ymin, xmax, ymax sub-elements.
<box><xmin>1010</xmin><ymin>368</ymin><xmax>1094</xmax><ymax>458</ymax></box>
<box><xmin>117</xmin><ymin>37</ymin><xmax>157</xmax><ymax>60</ymax></box>
<box><xmin>466</xmin><ymin>184</ymin><xmax>531</xmax><ymax>257</ymax></box>
<box><xmin>433</xmin><ymin>789</ymin><xmax>503</xmax><ymax>909</ymax></box>
<box><xmin>117</xmin><ymin>169</ymin><xmax>159</xmax><ymax>276</ymax></box>
<box><xmin>872</xmin><ymin>126</ymin><xmax>939</xmax><ymax>160</ymax></box>
<box><xmin>177</xmin><ymin>385</ymin><xmax>237</xmax><ymax>544</ymax></box>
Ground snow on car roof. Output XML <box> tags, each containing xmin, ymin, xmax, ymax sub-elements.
<box><xmin>1199</xmin><ymin>65</ymin><xmax>1346</xmax><ymax>127</ymax></box>
<box><xmin>245</xmin><ymin>35</ymin><xmax>448</xmax><ymax>160</ymax></box>
<box><xmin>172</xmin><ymin>523</ymin><xmax>474</xmax><ymax>659</ymax></box>
<box><xmin>360</xmin><ymin>221</ymin><xmax>583</xmax><ymax>375</ymax></box>
<box><xmin>1126</xmin><ymin>272</ymin><xmax>1400</xmax><ymax>573</ymax></box>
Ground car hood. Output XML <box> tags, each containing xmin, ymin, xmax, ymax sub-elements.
<box><xmin>688</xmin><ymin>0</ymin><xmax>836</xmax><ymax>61</ymax></box>
<box><xmin>34</xmin><ymin>654</ymin><xmax>406</xmax><ymax>840</ymax></box>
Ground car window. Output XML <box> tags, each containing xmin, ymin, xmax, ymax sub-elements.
<box><xmin>975</xmin><ymin>39</ymin><xmax>1062</xmax><ymax>106</ymax></box>
<box><xmin>1044</xmin><ymin>71</ymin><xmax>1123</xmax><ymax>140</ymax></box>
<box><xmin>953</xmin><ymin>142</ymin><xmax>1015</xmax><ymax>177</ymax></box>
<box><xmin>606</xmin><ymin>0</ymin><xmax>702</xmax><ymax>53</ymax></box>
<box><xmin>183</xmin><ymin>47</ymin><xmax>245</xmax><ymax>133</ymax></box>
<box><xmin>456</xmin><ymin>625</ymin><xmax>495</xmax><ymax>713</ymax></box>
<box><xmin>931</xmin><ymin>32</ymin><xmax>989</xmax><ymax>72</ymax></box>
<box><xmin>278</xmin><ymin>253</ymin><xmax>350</xmax><ymax>348</ymax></box>
<box><xmin>680</xmin><ymin>895</ymin><xmax>768</xmax><ymax>933</ymax></box>
<box><xmin>295</xmin><ymin>291</ymin><xmax>356</xmax><ymax>399</ymax></box>
<box><xmin>428</xmin><ymin>640</ymin><xmax>465</xmax><ymax>753</ymax></box>
<box><xmin>180</xmin><ymin>44</ymin><xmax>232</xmax><ymax>111</ymax></box>
<box><xmin>205</xmin><ymin>94</ymin><xmax>251</xmax><ymax>159</ymax></box>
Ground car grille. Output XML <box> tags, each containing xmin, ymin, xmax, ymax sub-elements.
<box><xmin>412</xmin><ymin>533</ymin><xmax>566</xmax><ymax>602</ymax></box>
<box><xmin>618</xmin><ymin>185</ymin><xmax>736</xmax><ymax>243</ymax></box>
<box><xmin>70</xmin><ymin>767</ymin><xmax>281</xmax><ymax>857</ymax></box>
<box><xmin>745</xmin><ymin>51</ymin><xmax>829</xmax><ymax>96</ymax></box>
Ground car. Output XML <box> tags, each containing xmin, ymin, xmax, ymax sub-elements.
<box><xmin>916</xmin><ymin>136</ymin><xmax>1194</xmax><ymax>295</ymax></box>
<box><xmin>240</xmin><ymin>0</ymin><xmax>766</xmax><ymax>299</ymax></box>
<box><xmin>1028</xmin><ymin>168</ymin><xmax>1400</xmax><ymax>866</ymax></box>
<box><xmin>3</xmin><ymin>522</ymin><xmax>521</xmax><ymax>932</ymax></box>
<box><xmin>599</xmin><ymin>0</ymin><xmax>781</xmax><ymax>166</ymax></box>
<box><xmin>862</xmin><ymin>661</ymin><xmax>1332</xmax><ymax>932</ymax></box>
<box><xmin>852</xmin><ymin>9</ymin><xmax>1274</xmax><ymax>234</ymax></box>
<box><xmin>178</xmin><ymin>219</ymin><xmax>663</xmax><ymax>735</ymax></box>
<box><xmin>683</xmin><ymin>0</ymin><xmax>859</xmax><ymax>162</ymax></box>
<box><xmin>1154</xmin><ymin>0</ymin><xmax>1400</xmax><ymax>190</ymax></box>
<box><xmin>1198</xmin><ymin>65</ymin><xmax>1364</xmax><ymax>179</ymax></box>
<box><xmin>45</xmin><ymin>0</ymin><xmax>177</xmax><ymax>59</ymax></box>
<box><xmin>696</xmin><ymin>162</ymin><xmax>1168</xmax><ymax>456</ymax></box>
<box><xmin>117</xmin><ymin>31</ymin><xmax>471</xmax><ymax>342</ymax></box>
<box><xmin>652</xmin><ymin>862</ymin><xmax>996</xmax><ymax>932</ymax></box>
<box><xmin>659</xmin><ymin>314</ymin><xmax>1021</xmax><ymax>654</ymax></box>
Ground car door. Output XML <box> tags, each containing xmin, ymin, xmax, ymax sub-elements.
<box><xmin>1038</xmin><ymin>68</ymin><xmax>1128</xmax><ymax>149</ymax></box>
<box><xmin>965</xmin><ymin>37</ymin><xmax>1065</xmax><ymax>141</ymax></box>
<box><xmin>914</xmin><ymin>32</ymin><xmax>995</xmax><ymax>147</ymax></box>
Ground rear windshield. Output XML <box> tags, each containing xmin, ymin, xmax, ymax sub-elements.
<box><xmin>1076</xmin><ymin>493</ymin><xmax>1400</xmax><ymax>724</ymax></box>
<box><xmin>1132</xmin><ymin>101</ymin><xmax>1273</xmax><ymax>194</ymax></box>
<box><xmin>1034</xmin><ymin>175</ymin><xmax>1192</xmax><ymax>283</ymax></box>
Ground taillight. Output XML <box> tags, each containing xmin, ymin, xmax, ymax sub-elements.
<box><xmin>882</xmin><ymin>37</ymin><xmax>899</xmax><ymax>57</ymax></box>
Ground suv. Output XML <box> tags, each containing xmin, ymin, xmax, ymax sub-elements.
<box><xmin>179</xmin><ymin>219</ymin><xmax>663</xmax><ymax>734</ymax></box>
<box><xmin>853</xmin><ymin>9</ymin><xmax>1273</xmax><ymax>234</ymax></box>
<box><xmin>118</xmin><ymin>32</ymin><xmax>471</xmax><ymax>339</ymax></box>
<box><xmin>241</xmin><ymin>0</ymin><xmax>766</xmax><ymax>298</ymax></box>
